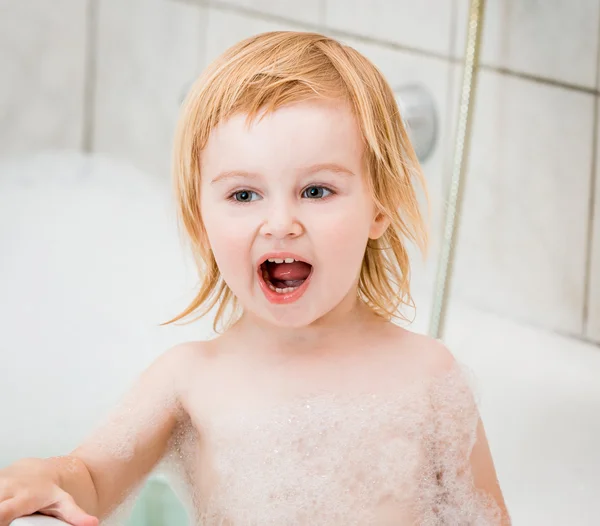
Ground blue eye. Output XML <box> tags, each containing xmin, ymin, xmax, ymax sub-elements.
<box><xmin>232</xmin><ymin>190</ymin><xmax>260</xmax><ymax>202</ymax></box>
<box><xmin>302</xmin><ymin>186</ymin><xmax>333</xmax><ymax>199</ymax></box>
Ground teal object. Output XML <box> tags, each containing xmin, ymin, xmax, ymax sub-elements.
<box><xmin>126</xmin><ymin>476</ymin><xmax>189</xmax><ymax>526</ymax></box>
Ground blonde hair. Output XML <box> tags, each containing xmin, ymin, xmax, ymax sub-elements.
<box><xmin>165</xmin><ymin>31</ymin><xmax>429</xmax><ymax>333</ymax></box>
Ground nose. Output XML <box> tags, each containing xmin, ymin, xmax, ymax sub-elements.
<box><xmin>259</xmin><ymin>201</ymin><xmax>303</xmax><ymax>240</ymax></box>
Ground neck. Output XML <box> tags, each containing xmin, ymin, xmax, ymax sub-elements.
<box><xmin>225</xmin><ymin>293</ymin><xmax>386</xmax><ymax>357</ymax></box>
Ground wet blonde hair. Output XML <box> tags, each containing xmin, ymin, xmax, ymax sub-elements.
<box><xmin>165</xmin><ymin>31</ymin><xmax>429</xmax><ymax>333</ymax></box>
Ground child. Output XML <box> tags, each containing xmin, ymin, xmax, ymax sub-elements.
<box><xmin>0</xmin><ymin>31</ymin><xmax>510</xmax><ymax>526</ymax></box>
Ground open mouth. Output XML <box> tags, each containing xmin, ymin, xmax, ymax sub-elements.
<box><xmin>259</xmin><ymin>257</ymin><xmax>313</xmax><ymax>294</ymax></box>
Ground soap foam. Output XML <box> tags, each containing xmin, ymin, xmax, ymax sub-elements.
<box><xmin>76</xmin><ymin>366</ymin><xmax>183</xmax><ymax>523</ymax></box>
<box><xmin>155</xmin><ymin>359</ymin><xmax>503</xmax><ymax>525</ymax></box>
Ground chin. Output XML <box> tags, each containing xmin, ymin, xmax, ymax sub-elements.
<box><xmin>261</xmin><ymin>296</ymin><xmax>352</xmax><ymax>329</ymax></box>
<box><xmin>236</xmin><ymin>283</ymin><xmax>357</xmax><ymax>329</ymax></box>
<box><xmin>261</xmin><ymin>307</ymin><xmax>322</xmax><ymax>329</ymax></box>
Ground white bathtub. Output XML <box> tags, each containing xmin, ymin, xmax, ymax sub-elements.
<box><xmin>11</xmin><ymin>517</ymin><xmax>67</xmax><ymax>526</ymax></box>
<box><xmin>1</xmin><ymin>152</ymin><xmax>200</xmax><ymax>526</ymax></box>
<box><xmin>3</xmin><ymin>153</ymin><xmax>599</xmax><ymax>525</ymax></box>
<box><xmin>424</xmin><ymin>299</ymin><xmax>600</xmax><ymax>525</ymax></box>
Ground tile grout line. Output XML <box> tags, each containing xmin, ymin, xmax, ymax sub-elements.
<box><xmin>166</xmin><ymin>0</ymin><xmax>600</xmax><ymax>345</ymax></box>
<box><xmin>581</xmin><ymin>7</ymin><xmax>600</xmax><ymax>338</ymax></box>
<box><xmin>200</xmin><ymin>1</ymin><xmax>211</xmax><ymax>84</ymax></box>
<box><xmin>174</xmin><ymin>0</ymin><xmax>461</xmax><ymax>62</ymax></box>
<box><xmin>582</xmin><ymin>97</ymin><xmax>598</xmax><ymax>336</ymax></box>
<box><xmin>173</xmin><ymin>0</ymin><xmax>600</xmax><ymax>97</ymax></box>
<box><xmin>82</xmin><ymin>0</ymin><xmax>98</xmax><ymax>153</ymax></box>
<box><xmin>478</xmin><ymin>64</ymin><xmax>598</xmax><ymax>96</ymax></box>
<box><xmin>318</xmin><ymin>0</ymin><xmax>327</xmax><ymax>29</ymax></box>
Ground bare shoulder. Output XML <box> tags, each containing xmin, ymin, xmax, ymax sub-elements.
<box><xmin>158</xmin><ymin>339</ymin><xmax>217</xmax><ymax>383</ymax></box>
<box><xmin>383</xmin><ymin>324</ymin><xmax>457</xmax><ymax>377</ymax></box>
<box><xmin>412</xmin><ymin>334</ymin><xmax>456</xmax><ymax>375</ymax></box>
<box><xmin>157</xmin><ymin>339</ymin><xmax>229</xmax><ymax>419</ymax></box>
<box><xmin>159</xmin><ymin>339</ymin><xmax>210</xmax><ymax>366</ymax></box>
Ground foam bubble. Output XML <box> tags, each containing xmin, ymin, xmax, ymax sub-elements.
<box><xmin>73</xmin><ymin>357</ymin><xmax>185</xmax><ymax>523</ymax></box>
<box><xmin>157</xmin><ymin>360</ymin><xmax>503</xmax><ymax>525</ymax></box>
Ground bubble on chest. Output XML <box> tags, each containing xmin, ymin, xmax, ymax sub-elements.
<box><xmin>200</xmin><ymin>392</ymin><xmax>430</xmax><ymax>523</ymax></box>
<box><xmin>162</xmin><ymin>363</ymin><xmax>504</xmax><ymax>525</ymax></box>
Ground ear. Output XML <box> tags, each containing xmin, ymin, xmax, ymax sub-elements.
<box><xmin>369</xmin><ymin>211</ymin><xmax>390</xmax><ymax>240</ymax></box>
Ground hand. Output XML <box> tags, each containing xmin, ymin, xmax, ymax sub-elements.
<box><xmin>0</xmin><ymin>459</ymin><xmax>98</xmax><ymax>526</ymax></box>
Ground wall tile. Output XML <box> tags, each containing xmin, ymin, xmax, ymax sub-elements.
<box><xmin>586</xmin><ymin>103</ymin><xmax>600</xmax><ymax>343</ymax></box>
<box><xmin>205</xmin><ymin>6</ymin><xmax>301</xmax><ymax>64</ymax></box>
<box><xmin>451</xmin><ymin>69</ymin><xmax>595</xmax><ymax>335</ymax></box>
<box><xmin>214</xmin><ymin>0</ymin><xmax>323</xmax><ymax>26</ymax></box>
<box><xmin>93</xmin><ymin>0</ymin><xmax>207</xmax><ymax>179</ymax></box>
<box><xmin>324</xmin><ymin>0</ymin><xmax>454</xmax><ymax>57</ymax></box>
<box><xmin>454</xmin><ymin>0</ymin><xmax>600</xmax><ymax>88</ymax></box>
<box><xmin>0</xmin><ymin>0</ymin><xmax>87</xmax><ymax>154</ymax></box>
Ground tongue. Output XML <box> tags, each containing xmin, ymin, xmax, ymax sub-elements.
<box><xmin>269</xmin><ymin>261</ymin><xmax>312</xmax><ymax>281</ymax></box>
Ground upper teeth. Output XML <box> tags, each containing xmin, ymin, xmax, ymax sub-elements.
<box><xmin>267</xmin><ymin>257</ymin><xmax>297</xmax><ymax>263</ymax></box>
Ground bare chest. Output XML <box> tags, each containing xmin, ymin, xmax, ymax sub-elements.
<box><xmin>174</xmin><ymin>364</ymin><xmax>435</xmax><ymax>525</ymax></box>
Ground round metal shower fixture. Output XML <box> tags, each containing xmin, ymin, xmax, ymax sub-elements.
<box><xmin>395</xmin><ymin>84</ymin><xmax>438</xmax><ymax>163</ymax></box>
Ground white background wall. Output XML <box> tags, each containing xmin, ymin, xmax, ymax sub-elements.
<box><xmin>0</xmin><ymin>152</ymin><xmax>211</xmax><ymax>463</ymax></box>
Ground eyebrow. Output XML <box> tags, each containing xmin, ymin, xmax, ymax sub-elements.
<box><xmin>210</xmin><ymin>162</ymin><xmax>355</xmax><ymax>184</ymax></box>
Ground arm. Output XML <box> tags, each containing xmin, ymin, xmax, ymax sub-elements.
<box><xmin>422</xmin><ymin>340</ymin><xmax>511</xmax><ymax>525</ymax></box>
<box><xmin>65</xmin><ymin>343</ymin><xmax>193</xmax><ymax>520</ymax></box>
<box><xmin>469</xmin><ymin>417</ymin><xmax>512</xmax><ymax>525</ymax></box>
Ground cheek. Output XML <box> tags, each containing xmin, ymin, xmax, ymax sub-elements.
<box><xmin>309</xmin><ymin>201</ymin><xmax>372</xmax><ymax>272</ymax></box>
<box><xmin>201</xmin><ymin>201</ymin><xmax>254</xmax><ymax>277</ymax></box>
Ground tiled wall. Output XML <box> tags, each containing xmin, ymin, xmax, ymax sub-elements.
<box><xmin>93</xmin><ymin>0</ymin><xmax>207</xmax><ymax>179</ymax></box>
<box><xmin>0</xmin><ymin>0</ymin><xmax>88</xmax><ymax>153</ymax></box>
<box><xmin>2</xmin><ymin>0</ymin><xmax>599</xmax><ymax>345</ymax></box>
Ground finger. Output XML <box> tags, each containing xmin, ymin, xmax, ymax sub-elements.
<box><xmin>0</xmin><ymin>497</ymin><xmax>24</xmax><ymax>526</ymax></box>
<box><xmin>0</xmin><ymin>480</ymin><xmax>13</xmax><ymax>503</ymax></box>
<box><xmin>50</xmin><ymin>492</ymin><xmax>98</xmax><ymax>526</ymax></box>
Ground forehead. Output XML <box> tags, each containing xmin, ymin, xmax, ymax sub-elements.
<box><xmin>200</xmin><ymin>99</ymin><xmax>365</xmax><ymax>176</ymax></box>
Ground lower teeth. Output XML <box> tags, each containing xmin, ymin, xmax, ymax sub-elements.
<box><xmin>268</xmin><ymin>280</ymin><xmax>299</xmax><ymax>294</ymax></box>
<box><xmin>262</xmin><ymin>270</ymin><xmax>301</xmax><ymax>294</ymax></box>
